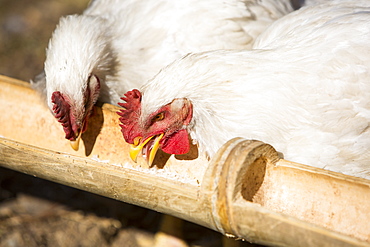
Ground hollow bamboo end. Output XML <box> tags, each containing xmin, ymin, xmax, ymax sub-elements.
<box><xmin>201</xmin><ymin>138</ymin><xmax>370</xmax><ymax>246</ymax></box>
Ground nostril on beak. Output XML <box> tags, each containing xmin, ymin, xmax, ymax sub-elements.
<box><xmin>133</xmin><ymin>136</ymin><xmax>142</xmax><ymax>146</ymax></box>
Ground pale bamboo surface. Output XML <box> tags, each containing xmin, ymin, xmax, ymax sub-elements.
<box><xmin>0</xmin><ymin>75</ymin><xmax>370</xmax><ymax>246</ymax></box>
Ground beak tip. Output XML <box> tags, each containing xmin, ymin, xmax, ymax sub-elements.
<box><xmin>148</xmin><ymin>133</ymin><xmax>164</xmax><ymax>167</ymax></box>
<box><xmin>69</xmin><ymin>131</ymin><xmax>82</xmax><ymax>151</ymax></box>
<box><xmin>70</xmin><ymin>140</ymin><xmax>79</xmax><ymax>151</ymax></box>
<box><xmin>129</xmin><ymin>153</ymin><xmax>138</xmax><ymax>163</ymax></box>
<box><xmin>129</xmin><ymin>144</ymin><xmax>140</xmax><ymax>163</ymax></box>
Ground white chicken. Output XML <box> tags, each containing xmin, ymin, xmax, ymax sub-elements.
<box><xmin>31</xmin><ymin>0</ymin><xmax>293</xmax><ymax>150</ymax></box>
<box><xmin>118</xmin><ymin>0</ymin><xmax>370</xmax><ymax>179</ymax></box>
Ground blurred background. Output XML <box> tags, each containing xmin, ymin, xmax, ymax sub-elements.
<box><xmin>0</xmin><ymin>1</ymin><xmax>257</xmax><ymax>246</ymax></box>
<box><xmin>0</xmin><ymin>0</ymin><xmax>89</xmax><ymax>81</ymax></box>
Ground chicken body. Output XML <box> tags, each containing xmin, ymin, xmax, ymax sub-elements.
<box><xmin>120</xmin><ymin>1</ymin><xmax>370</xmax><ymax>178</ymax></box>
<box><xmin>32</xmin><ymin>0</ymin><xmax>293</xmax><ymax>149</ymax></box>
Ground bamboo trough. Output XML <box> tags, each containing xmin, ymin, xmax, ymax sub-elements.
<box><xmin>0</xmin><ymin>75</ymin><xmax>369</xmax><ymax>247</ymax></box>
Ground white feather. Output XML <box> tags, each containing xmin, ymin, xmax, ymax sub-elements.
<box><xmin>140</xmin><ymin>1</ymin><xmax>370</xmax><ymax>179</ymax></box>
<box><xmin>32</xmin><ymin>0</ymin><xmax>293</xmax><ymax>112</ymax></box>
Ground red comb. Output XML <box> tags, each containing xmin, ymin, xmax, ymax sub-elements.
<box><xmin>52</xmin><ymin>91</ymin><xmax>74</xmax><ymax>140</ymax></box>
<box><xmin>117</xmin><ymin>89</ymin><xmax>142</xmax><ymax>143</ymax></box>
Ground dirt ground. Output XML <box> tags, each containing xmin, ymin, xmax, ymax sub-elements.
<box><xmin>0</xmin><ymin>167</ymin><xmax>229</xmax><ymax>247</ymax></box>
<box><xmin>0</xmin><ymin>0</ymin><xmax>89</xmax><ymax>82</ymax></box>
<box><xmin>0</xmin><ymin>1</ymin><xmax>259</xmax><ymax>246</ymax></box>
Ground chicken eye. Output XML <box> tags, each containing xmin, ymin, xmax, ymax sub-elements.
<box><xmin>152</xmin><ymin>112</ymin><xmax>165</xmax><ymax>122</ymax></box>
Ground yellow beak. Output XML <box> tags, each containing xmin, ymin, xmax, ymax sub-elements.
<box><xmin>70</xmin><ymin>130</ymin><xmax>82</xmax><ymax>151</ymax></box>
<box><xmin>129</xmin><ymin>133</ymin><xmax>164</xmax><ymax>166</ymax></box>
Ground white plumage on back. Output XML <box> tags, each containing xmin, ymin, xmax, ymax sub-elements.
<box><xmin>137</xmin><ymin>1</ymin><xmax>370</xmax><ymax>178</ymax></box>
<box><xmin>36</xmin><ymin>0</ymin><xmax>294</xmax><ymax>106</ymax></box>
<box><xmin>32</xmin><ymin>0</ymin><xmax>293</xmax><ymax>148</ymax></box>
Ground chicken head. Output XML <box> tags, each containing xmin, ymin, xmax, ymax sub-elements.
<box><xmin>51</xmin><ymin>74</ymin><xmax>100</xmax><ymax>151</ymax></box>
<box><xmin>118</xmin><ymin>89</ymin><xmax>193</xmax><ymax>165</ymax></box>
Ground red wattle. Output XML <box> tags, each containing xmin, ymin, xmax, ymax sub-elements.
<box><xmin>161</xmin><ymin>129</ymin><xmax>190</xmax><ymax>155</ymax></box>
